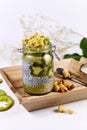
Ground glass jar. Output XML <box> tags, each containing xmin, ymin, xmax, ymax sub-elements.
<box><xmin>22</xmin><ymin>44</ymin><xmax>54</xmax><ymax>95</ymax></box>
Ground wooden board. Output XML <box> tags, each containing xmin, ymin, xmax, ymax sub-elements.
<box><xmin>0</xmin><ymin>58</ymin><xmax>87</xmax><ymax>111</ymax></box>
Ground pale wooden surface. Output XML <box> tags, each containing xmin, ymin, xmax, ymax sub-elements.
<box><xmin>0</xmin><ymin>58</ymin><xmax>87</xmax><ymax>111</ymax></box>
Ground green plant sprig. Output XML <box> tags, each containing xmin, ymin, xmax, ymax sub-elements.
<box><xmin>64</xmin><ymin>37</ymin><xmax>87</xmax><ymax>61</ymax></box>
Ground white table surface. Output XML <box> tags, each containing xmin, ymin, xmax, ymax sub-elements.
<box><xmin>0</xmin><ymin>73</ymin><xmax>87</xmax><ymax>130</ymax></box>
<box><xmin>0</xmin><ymin>4</ymin><xmax>87</xmax><ymax>128</ymax></box>
<box><xmin>0</xmin><ymin>44</ymin><xmax>87</xmax><ymax>130</ymax></box>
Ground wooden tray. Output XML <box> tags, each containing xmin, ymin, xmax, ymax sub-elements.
<box><xmin>0</xmin><ymin>58</ymin><xmax>87</xmax><ymax>111</ymax></box>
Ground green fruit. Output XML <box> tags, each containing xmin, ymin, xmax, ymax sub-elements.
<box><xmin>23</xmin><ymin>55</ymin><xmax>42</xmax><ymax>64</ymax></box>
<box><xmin>0</xmin><ymin>90</ymin><xmax>6</xmax><ymax>96</ymax></box>
<box><xmin>48</xmin><ymin>68</ymin><xmax>53</xmax><ymax>77</ymax></box>
<box><xmin>0</xmin><ymin>95</ymin><xmax>14</xmax><ymax>111</ymax></box>
<box><xmin>31</xmin><ymin>66</ymin><xmax>43</xmax><ymax>76</ymax></box>
<box><xmin>0</xmin><ymin>79</ymin><xmax>3</xmax><ymax>83</ymax></box>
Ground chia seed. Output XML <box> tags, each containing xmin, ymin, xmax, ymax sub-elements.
<box><xmin>22</xmin><ymin>60</ymin><xmax>53</xmax><ymax>87</ymax></box>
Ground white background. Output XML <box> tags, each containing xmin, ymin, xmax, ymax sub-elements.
<box><xmin>0</xmin><ymin>0</ymin><xmax>87</xmax><ymax>45</ymax></box>
<box><xmin>0</xmin><ymin>0</ymin><xmax>87</xmax><ymax>130</ymax></box>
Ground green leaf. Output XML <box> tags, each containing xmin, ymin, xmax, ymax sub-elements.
<box><xmin>82</xmin><ymin>50</ymin><xmax>87</xmax><ymax>58</ymax></box>
<box><xmin>64</xmin><ymin>53</ymin><xmax>81</xmax><ymax>61</ymax></box>
<box><xmin>80</xmin><ymin>37</ymin><xmax>87</xmax><ymax>58</ymax></box>
<box><xmin>80</xmin><ymin>37</ymin><xmax>87</xmax><ymax>50</ymax></box>
<box><xmin>63</xmin><ymin>37</ymin><xmax>87</xmax><ymax>61</ymax></box>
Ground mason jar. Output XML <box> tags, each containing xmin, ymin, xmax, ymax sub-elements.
<box><xmin>22</xmin><ymin>43</ymin><xmax>54</xmax><ymax>95</ymax></box>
